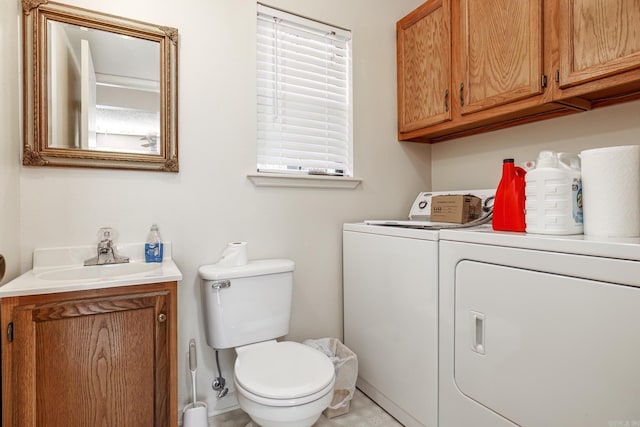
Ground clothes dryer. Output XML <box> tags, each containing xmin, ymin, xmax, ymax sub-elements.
<box><xmin>438</xmin><ymin>228</ymin><xmax>640</xmax><ymax>427</ymax></box>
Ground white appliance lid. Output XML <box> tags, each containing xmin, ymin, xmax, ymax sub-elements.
<box><xmin>198</xmin><ymin>259</ymin><xmax>294</xmax><ymax>280</ymax></box>
<box><xmin>364</xmin><ymin>219</ymin><xmax>461</xmax><ymax>228</ymax></box>
<box><xmin>234</xmin><ymin>341</ymin><xmax>335</xmax><ymax>399</ymax></box>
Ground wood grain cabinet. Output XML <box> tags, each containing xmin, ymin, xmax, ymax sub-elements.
<box><xmin>1</xmin><ymin>282</ymin><xmax>177</xmax><ymax>427</ymax></box>
<box><xmin>397</xmin><ymin>0</ymin><xmax>451</xmax><ymax>133</ymax></box>
<box><xmin>398</xmin><ymin>0</ymin><xmax>640</xmax><ymax>142</ymax></box>
<box><xmin>455</xmin><ymin>0</ymin><xmax>544</xmax><ymax>116</ymax></box>
<box><xmin>554</xmin><ymin>0</ymin><xmax>640</xmax><ymax>104</ymax></box>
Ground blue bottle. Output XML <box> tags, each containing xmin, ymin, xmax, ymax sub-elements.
<box><xmin>145</xmin><ymin>224</ymin><xmax>164</xmax><ymax>263</ymax></box>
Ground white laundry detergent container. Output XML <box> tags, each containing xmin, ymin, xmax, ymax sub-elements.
<box><xmin>525</xmin><ymin>151</ymin><xmax>583</xmax><ymax>235</ymax></box>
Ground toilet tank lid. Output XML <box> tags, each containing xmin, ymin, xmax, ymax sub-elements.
<box><xmin>198</xmin><ymin>259</ymin><xmax>294</xmax><ymax>280</ymax></box>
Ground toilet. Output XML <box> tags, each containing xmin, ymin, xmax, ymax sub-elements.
<box><xmin>199</xmin><ymin>259</ymin><xmax>335</xmax><ymax>427</ymax></box>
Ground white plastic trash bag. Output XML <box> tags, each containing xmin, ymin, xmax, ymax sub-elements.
<box><xmin>303</xmin><ymin>337</ymin><xmax>358</xmax><ymax>410</ymax></box>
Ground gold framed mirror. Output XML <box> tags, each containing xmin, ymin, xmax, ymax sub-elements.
<box><xmin>22</xmin><ymin>0</ymin><xmax>179</xmax><ymax>172</ymax></box>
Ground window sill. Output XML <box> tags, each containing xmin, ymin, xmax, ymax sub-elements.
<box><xmin>247</xmin><ymin>172</ymin><xmax>362</xmax><ymax>189</ymax></box>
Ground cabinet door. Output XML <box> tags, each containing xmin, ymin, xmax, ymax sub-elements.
<box><xmin>558</xmin><ymin>0</ymin><xmax>640</xmax><ymax>89</ymax></box>
<box><xmin>2</xmin><ymin>286</ymin><xmax>175</xmax><ymax>427</ymax></box>
<box><xmin>455</xmin><ymin>0</ymin><xmax>544</xmax><ymax>115</ymax></box>
<box><xmin>397</xmin><ymin>0</ymin><xmax>451</xmax><ymax>132</ymax></box>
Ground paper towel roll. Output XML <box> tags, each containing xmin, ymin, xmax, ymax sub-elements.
<box><xmin>581</xmin><ymin>145</ymin><xmax>640</xmax><ymax>237</ymax></box>
<box><xmin>216</xmin><ymin>242</ymin><xmax>248</xmax><ymax>266</ymax></box>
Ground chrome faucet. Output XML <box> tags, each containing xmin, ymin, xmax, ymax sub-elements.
<box><xmin>84</xmin><ymin>227</ymin><xmax>129</xmax><ymax>266</ymax></box>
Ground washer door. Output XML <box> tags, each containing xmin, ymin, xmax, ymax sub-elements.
<box><xmin>454</xmin><ymin>260</ymin><xmax>640</xmax><ymax>427</ymax></box>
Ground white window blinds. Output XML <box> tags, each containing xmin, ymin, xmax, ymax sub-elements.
<box><xmin>256</xmin><ymin>4</ymin><xmax>353</xmax><ymax>176</ymax></box>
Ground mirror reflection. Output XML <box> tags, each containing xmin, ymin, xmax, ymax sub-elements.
<box><xmin>23</xmin><ymin>0</ymin><xmax>179</xmax><ymax>172</ymax></box>
<box><xmin>48</xmin><ymin>21</ymin><xmax>161</xmax><ymax>155</ymax></box>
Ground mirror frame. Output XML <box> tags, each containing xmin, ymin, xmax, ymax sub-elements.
<box><xmin>22</xmin><ymin>0</ymin><xmax>179</xmax><ymax>172</ymax></box>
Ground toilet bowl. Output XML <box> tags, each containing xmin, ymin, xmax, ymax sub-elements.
<box><xmin>233</xmin><ymin>341</ymin><xmax>335</xmax><ymax>427</ymax></box>
<box><xmin>199</xmin><ymin>258</ymin><xmax>336</xmax><ymax>427</ymax></box>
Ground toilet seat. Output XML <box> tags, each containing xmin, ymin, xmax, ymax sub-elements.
<box><xmin>234</xmin><ymin>341</ymin><xmax>335</xmax><ymax>405</ymax></box>
<box><xmin>235</xmin><ymin>375</ymin><xmax>335</xmax><ymax>407</ymax></box>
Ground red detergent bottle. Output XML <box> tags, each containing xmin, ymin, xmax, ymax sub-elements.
<box><xmin>492</xmin><ymin>158</ymin><xmax>526</xmax><ymax>232</ymax></box>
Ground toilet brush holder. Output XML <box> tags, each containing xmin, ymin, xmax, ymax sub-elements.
<box><xmin>183</xmin><ymin>339</ymin><xmax>208</xmax><ymax>427</ymax></box>
<box><xmin>183</xmin><ymin>402</ymin><xmax>208</xmax><ymax>427</ymax></box>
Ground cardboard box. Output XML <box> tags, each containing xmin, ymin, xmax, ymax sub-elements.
<box><xmin>431</xmin><ymin>195</ymin><xmax>482</xmax><ymax>223</ymax></box>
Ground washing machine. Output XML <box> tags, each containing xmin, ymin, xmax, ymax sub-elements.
<box><xmin>343</xmin><ymin>190</ymin><xmax>494</xmax><ymax>427</ymax></box>
<box><xmin>344</xmin><ymin>222</ymin><xmax>439</xmax><ymax>427</ymax></box>
<box><xmin>438</xmin><ymin>228</ymin><xmax>640</xmax><ymax>427</ymax></box>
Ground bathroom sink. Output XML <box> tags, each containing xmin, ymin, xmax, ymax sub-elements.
<box><xmin>0</xmin><ymin>243</ymin><xmax>182</xmax><ymax>298</ymax></box>
<box><xmin>37</xmin><ymin>262</ymin><xmax>161</xmax><ymax>281</ymax></box>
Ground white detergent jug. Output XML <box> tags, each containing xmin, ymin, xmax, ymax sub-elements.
<box><xmin>525</xmin><ymin>151</ymin><xmax>583</xmax><ymax>235</ymax></box>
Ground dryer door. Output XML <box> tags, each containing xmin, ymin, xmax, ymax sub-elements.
<box><xmin>455</xmin><ymin>260</ymin><xmax>640</xmax><ymax>427</ymax></box>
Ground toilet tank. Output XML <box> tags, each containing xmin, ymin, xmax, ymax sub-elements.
<box><xmin>199</xmin><ymin>259</ymin><xmax>295</xmax><ymax>350</ymax></box>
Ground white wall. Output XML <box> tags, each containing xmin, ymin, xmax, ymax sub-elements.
<box><xmin>12</xmin><ymin>0</ymin><xmax>429</xmax><ymax>418</ymax></box>
<box><xmin>431</xmin><ymin>100</ymin><xmax>640</xmax><ymax>190</ymax></box>
<box><xmin>0</xmin><ymin>0</ymin><xmax>21</xmax><ymax>285</ymax></box>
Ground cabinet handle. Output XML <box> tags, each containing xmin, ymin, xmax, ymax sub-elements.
<box><xmin>158</xmin><ymin>313</ymin><xmax>167</xmax><ymax>323</ymax></box>
<box><xmin>0</xmin><ymin>254</ymin><xmax>5</xmax><ymax>282</ymax></box>
<box><xmin>459</xmin><ymin>83</ymin><xmax>464</xmax><ymax>107</ymax></box>
<box><xmin>444</xmin><ymin>89</ymin><xmax>449</xmax><ymax>112</ymax></box>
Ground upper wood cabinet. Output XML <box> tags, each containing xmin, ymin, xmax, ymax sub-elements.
<box><xmin>1</xmin><ymin>282</ymin><xmax>177</xmax><ymax>427</ymax></box>
<box><xmin>398</xmin><ymin>0</ymin><xmax>640</xmax><ymax>143</ymax></box>
<box><xmin>555</xmin><ymin>0</ymin><xmax>640</xmax><ymax>101</ymax></box>
<box><xmin>397</xmin><ymin>0</ymin><xmax>451</xmax><ymax>133</ymax></box>
<box><xmin>456</xmin><ymin>0</ymin><xmax>543</xmax><ymax>115</ymax></box>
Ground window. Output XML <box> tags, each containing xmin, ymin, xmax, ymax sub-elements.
<box><xmin>256</xmin><ymin>4</ymin><xmax>353</xmax><ymax>177</ymax></box>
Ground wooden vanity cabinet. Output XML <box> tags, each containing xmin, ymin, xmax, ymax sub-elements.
<box><xmin>398</xmin><ymin>0</ymin><xmax>640</xmax><ymax>143</ymax></box>
<box><xmin>1</xmin><ymin>281</ymin><xmax>177</xmax><ymax>427</ymax></box>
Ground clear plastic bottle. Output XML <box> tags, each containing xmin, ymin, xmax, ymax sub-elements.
<box><xmin>525</xmin><ymin>151</ymin><xmax>583</xmax><ymax>235</ymax></box>
<box><xmin>145</xmin><ymin>224</ymin><xmax>164</xmax><ymax>263</ymax></box>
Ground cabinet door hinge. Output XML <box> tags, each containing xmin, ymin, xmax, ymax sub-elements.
<box><xmin>555</xmin><ymin>69</ymin><xmax>560</xmax><ymax>83</ymax></box>
<box><xmin>7</xmin><ymin>322</ymin><xmax>13</xmax><ymax>343</ymax></box>
<box><xmin>541</xmin><ymin>74</ymin><xmax>548</xmax><ymax>88</ymax></box>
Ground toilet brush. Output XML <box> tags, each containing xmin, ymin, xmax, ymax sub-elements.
<box><xmin>183</xmin><ymin>339</ymin><xmax>208</xmax><ymax>427</ymax></box>
<box><xmin>190</xmin><ymin>341</ymin><xmax>198</xmax><ymax>406</ymax></box>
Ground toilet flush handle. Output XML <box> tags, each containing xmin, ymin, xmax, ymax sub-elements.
<box><xmin>212</xmin><ymin>279</ymin><xmax>230</xmax><ymax>290</ymax></box>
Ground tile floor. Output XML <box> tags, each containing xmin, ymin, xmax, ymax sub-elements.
<box><xmin>208</xmin><ymin>389</ymin><xmax>403</xmax><ymax>427</ymax></box>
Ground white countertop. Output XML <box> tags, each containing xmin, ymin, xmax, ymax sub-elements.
<box><xmin>0</xmin><ymin>242</ymin><xmax>183</xmax><ymax>298</ymax></box>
